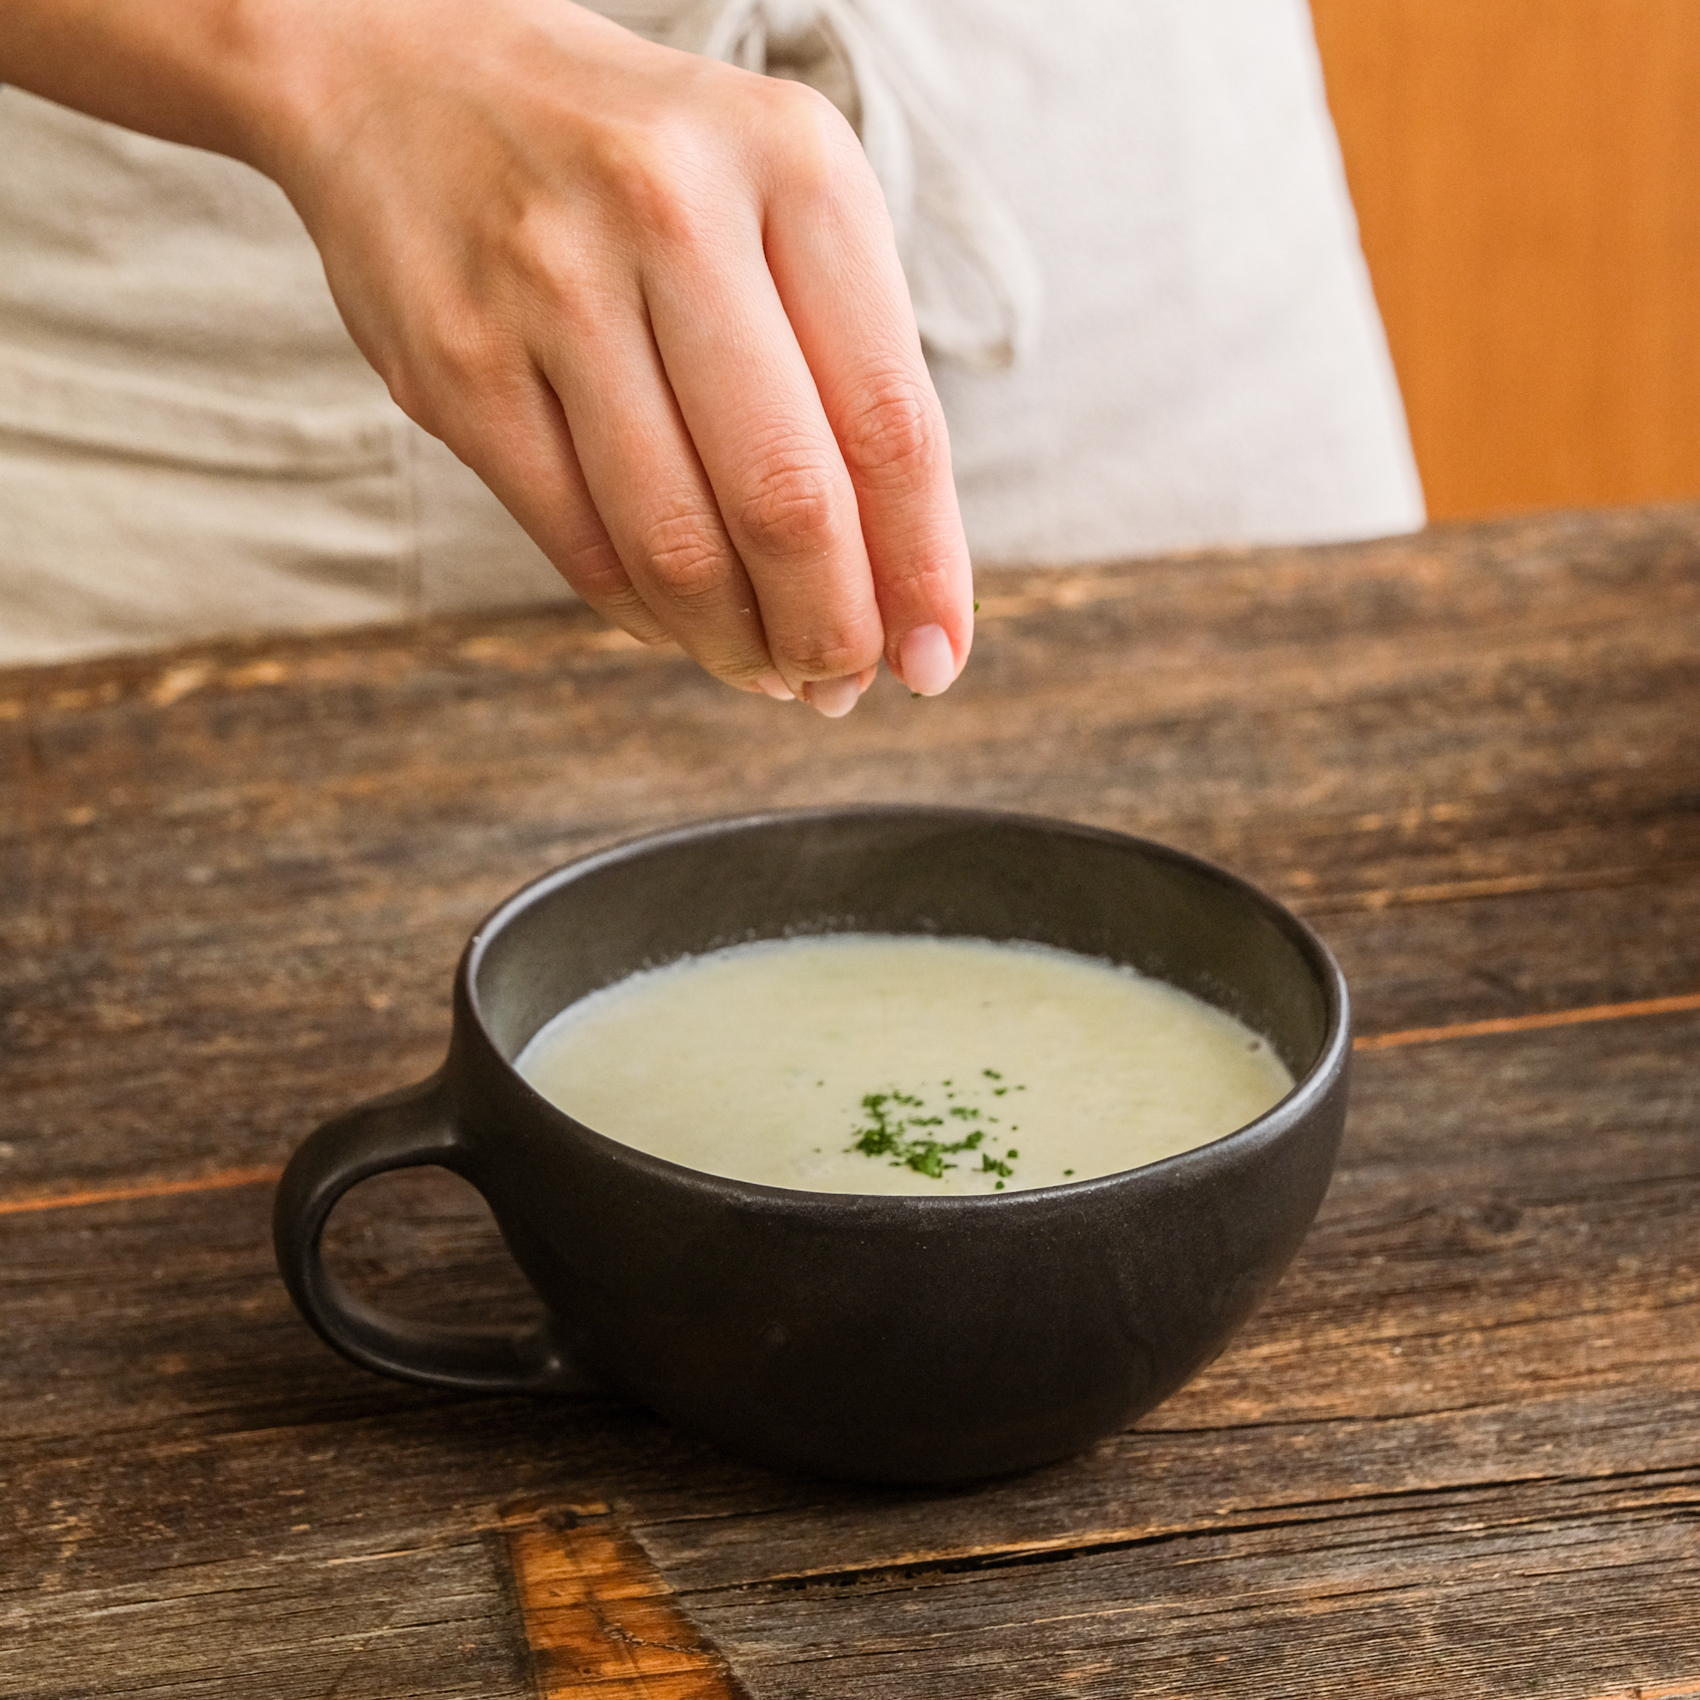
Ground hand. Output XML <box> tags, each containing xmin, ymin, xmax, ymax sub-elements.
<box><xmin>254</xmin><ymin>0</ymin><xmax>973</xmax><ymax>714</ymax></box>
<box><xmin>4</xmin><ymin>0</ymin><xmax>973</xmax><ymax>713</ymax></box>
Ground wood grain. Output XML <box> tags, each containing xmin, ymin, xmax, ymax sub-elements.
<box><xmin>1355</xmin><ymin>990</ymin><xmax>1700</xmax><ymax>1050</ymax></box>
<box><xmin>501</xmin><ymin>1502</ymin><xmax>749</xmax><ymax>1699</ymax></box>
<box><xmin>4</xmin><ymin>508</ymin><xmax>1698</xmax><ymax>1202</ymax></box>
<box><xmin>1312</xmin><ymin>0</ymin><xmax>1700</xmax><ymax>518</ymax></box>
<box><xmin>2</xmin><ymin>1008</ymin><xmax>1694</xmax><ymax>1694</ymax></box>
<box><xmin>3</xmin><ymin>507</ymin><xmax>1698</xmax><ymax>1697</ymax></box>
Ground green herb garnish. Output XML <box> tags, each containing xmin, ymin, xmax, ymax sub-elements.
<box><xmin>846</xmin><ymin>1076</ymin><xmax>1029</xmax><ymax>1186</ymax></box>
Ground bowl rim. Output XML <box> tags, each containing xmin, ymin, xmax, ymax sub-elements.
<box><xmin>459</xmin><ymin>803</ymin><xmax>1352</xmax><ymax>1213</ymax></box>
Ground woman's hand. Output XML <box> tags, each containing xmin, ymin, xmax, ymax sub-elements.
<box><xmin>3</xmin><ymin>0</ymin><xmax>973</xmax><ymax>714</ymax></box>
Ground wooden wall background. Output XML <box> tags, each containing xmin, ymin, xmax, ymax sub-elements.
<box><xmin>1310</xmin><ymin>0</ymin><xmax>1700</xmax><ymax>520</ymax></box>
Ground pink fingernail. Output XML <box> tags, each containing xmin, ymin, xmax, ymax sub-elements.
<box><xmin>803</xmin><ymin>675</ymin><xmax>864</xmax><ymax>719</ymax></box>
<box><xmin>897</xmin><ymin>624</ymin><xmax>958</xmax><ymax>697</ymax></box>
<box><xmin>756</xmin><ymin>672</ymin><xmax>795</xmax><ymax>701</ymax></box>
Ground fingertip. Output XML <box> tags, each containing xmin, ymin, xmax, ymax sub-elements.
<box><xmin>894</xmin><ymin>623</ymin><xmax>961</xmax><ymax>697</ymax></box>
<box><xmin>801</xmin><ymin>674</ymin><xmax>865</xmax><ymax>719</ymax></box>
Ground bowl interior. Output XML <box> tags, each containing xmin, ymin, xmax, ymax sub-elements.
<box><xmin>470</xmin><ymin>811</ymin><xmax>1339</xmax><ymax>1091</ymax></box>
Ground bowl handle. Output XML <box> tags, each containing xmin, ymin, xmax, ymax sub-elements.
<box><xmin>272</xmin><ymin>1073</ymin><xmax>589</xmax><ymax>1394</ymax></box>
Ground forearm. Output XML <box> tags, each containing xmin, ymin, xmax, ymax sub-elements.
<box><xmin>0</xmin><ymin>0</ymin><xmax>300</xmax><ymax>164</ymax></box>
<box><xmin>0</xmin><ymin>0</ymin><xmax>664</xmax><ymax>205</ymax></box>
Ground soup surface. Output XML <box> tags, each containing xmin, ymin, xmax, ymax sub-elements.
<box><xmin>515</xmin><ymin>934</ymin><xmax>1294</xmax><ymax>1195</ymax></box>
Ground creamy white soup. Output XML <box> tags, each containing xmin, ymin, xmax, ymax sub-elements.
<box><xmin>515</xmin><ymin>935</ymin><xmax>1294</xmax><ymax>1195</ymax></box>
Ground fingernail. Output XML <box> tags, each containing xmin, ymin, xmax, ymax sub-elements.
<box><xmin>756</xmin><ymin>672</ymin><xmax>795</xmax><ymax>701</ymax></box>
<box><xmin>803</xmin><ymin>674</ymin><xmax>864</xmax><ymax>719</ymax></box>
<box><xmin>897</xmin><ymin>624</ymin><xmax>958</xmax><ymax>697</ymax></box>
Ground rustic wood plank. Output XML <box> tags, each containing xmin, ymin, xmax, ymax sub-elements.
<box><xmin>0</xmin><ymin>1536</ymin><xmax>534</xmax><ymax>1700</ymax></box>
<box><xmin>4</xmin><ymin>508</ymin><xmax>1696</xmax><ymax>915</ymax></box>
<box><xmin>630</xmin><ymin>1386</ymin><xmax>1700</xmax><ymax>1586</ymax></box>
<box><xmin>1</xmin><ymin>1015</ymin><xmax>1694</xmax><ymax>1695</ymax></box>
<box><xmin>1355</xmin><ymin>992</ymin><xmax>1700</xmax><ymax>1052</ymax></box>
<box><xmin>3</xmin><ymin>1012</ymin><xmax>1692</xmax><ymax>1569</ymax></box>
<box><xmin>4</xmin><ymin>509</ymin><xmax>1698</xmax><ymax>1200</ymax></box>
<box><xmin>1312</xmin><ymin>876</ymin><xmax>1700</xmax><ymax>1036</ymax></box>
<box><xmin>2</xmin><ymin>507</ymin><xmax>1698</xmax><ymax>1699</ymax></box>
<box><xmin>6</xmin><ymin>864</ymin><xmax>1700</xmax><ymax>1201</ymax></box>
<box><xmin>618</xmin><ymin>1012</ymin><xmax>1700</xmax><ymax>1587</ymax></box>
<box><xmin>4</xmin><ymin>514</ymin><xmax>1697</xmax><ymax>939</ymax></box>
<box><xmin>682</xmin><ymin>1473</ymin><xmax>1700</xmax><ymax>1699</ymax></box>
<box><xmin>500</xmin><ymin>1501</ymin><xmax>750</xmax><ymax>1699</ymax></box>
<box><xmin>2</xmin><ymin>1006</ymin><xmax>1695</xmax><ymax>1450</ymax></box>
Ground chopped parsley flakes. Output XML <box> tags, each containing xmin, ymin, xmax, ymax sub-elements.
<box><xmin>846</xmin><ymin>1077</ymin><xmax>1033</xmax><ymax>1186</ymax></box>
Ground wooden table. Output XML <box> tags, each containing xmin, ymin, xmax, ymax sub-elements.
<box><xmin>3</xmin><ymin>505</ymin><xmax>1697</xmax><ymax>1699</ymax></box>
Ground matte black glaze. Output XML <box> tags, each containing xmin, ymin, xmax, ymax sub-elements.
<box><xmin>274</xmin><ymin>807</ymin><xmax>1351</xmax><ymax>1483</ymax></box>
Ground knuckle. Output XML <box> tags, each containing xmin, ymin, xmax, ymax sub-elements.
<box><xmin>779</xmin><ymin>628</ymin><xmax>870</xmax><ymax>681</ymax></box>
<box><xmin>752</xmin><ymin>80</ymin><xmax>883</xmax><ymax>225</ymax></box>
<box><xmin>559</xmin><ymin>534</ymin><xmax>634</xmax><ymax>604</ymax></box>
<box><xmin>644</xmin><ymin>509</ymin><xmax>735</xmax><ymax>608</ymax></box>
<box><xmin>735</xmin><ymin>450</ymin><xmax>840</xmax><ymax>560</ymax></box>
<box><xmin>756</xmin><ymin>77</ymin><xmax>856</xmax><ymax>175</ymax></box>
<box><xmin>838</xmin><ymin>373</ymin><xmax>940</xmax><ymax>488</ymax></box>
<box><xmin>588</xmin><ymin>118</ymin><xmax>716</xmax><ymax>252</ymax></box>
<box><xmin>407</xmin><ymin>321</ymin><xmax>511</xmax><ymax>417</ymax></box>
<box><xmin>382</xmin><ymin>367</ymin><xmax>437</xmax><ymax>434</ymax></box>
<box><xmin>385</xmin><ymin>336</ymin><xmax>518</xmax><ymax>449</ymax></box>
<box><xmin>900</xmin><ymin>551</ymin><xmax>963</xmax><ymax>608</ymax></box>
<box><xmin>757</xmin><ymin>70</ymin><xmax>834</xmax><ymax>124</ymax></box>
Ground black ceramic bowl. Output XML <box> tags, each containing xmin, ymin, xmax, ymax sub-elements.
<box><xmin>275</xmin><ymin>806</ymin><xmax>1350</xmax><ymax>1482</ymax></box>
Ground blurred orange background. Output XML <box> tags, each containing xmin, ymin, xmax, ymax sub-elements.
<box><xmin>1310</xmin><ymin>0</ymin><xmax>1700</xmax><ymax>520</ymax></box>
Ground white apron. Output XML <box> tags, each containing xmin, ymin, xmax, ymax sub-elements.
<box><xmin>0</xmin><ymin>0</ymin><xmax>1423</xmax><ymax>667</ymax></box>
